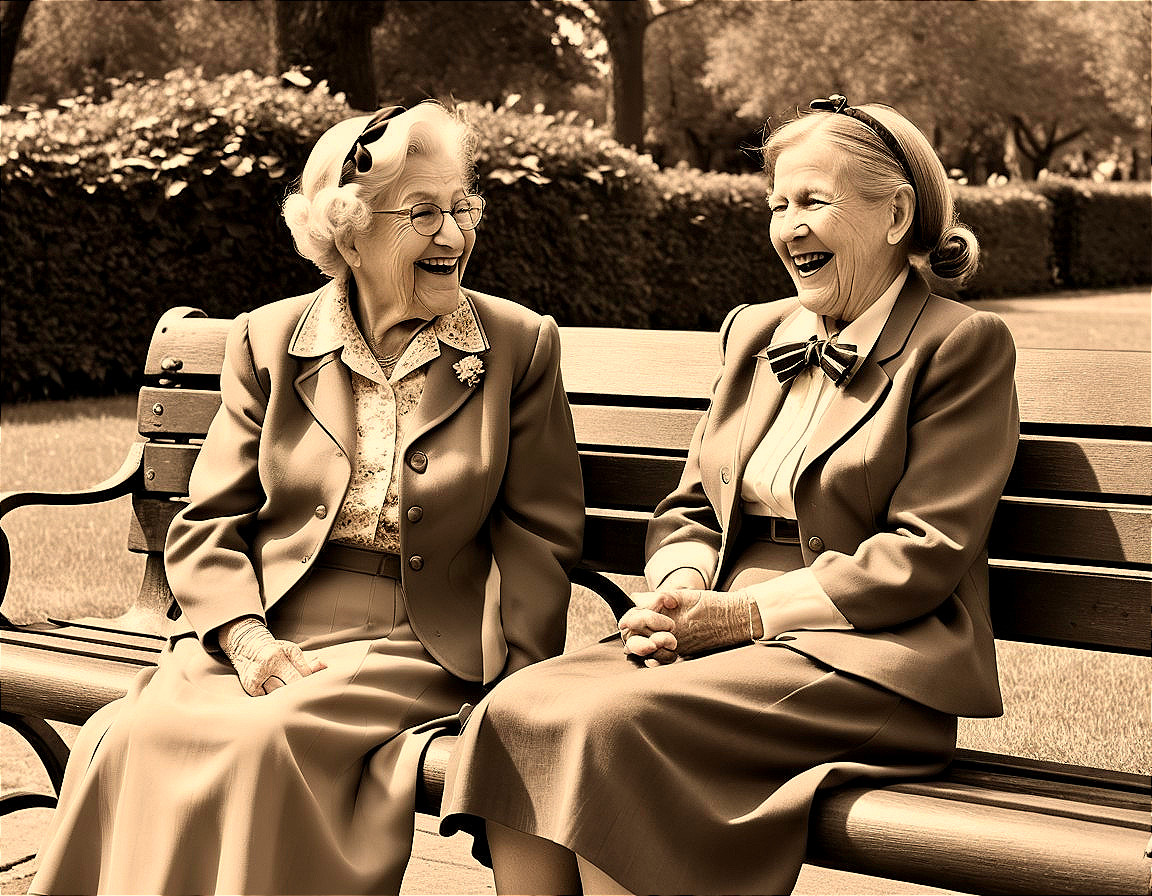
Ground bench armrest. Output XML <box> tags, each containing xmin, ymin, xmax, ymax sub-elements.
<box><xmin>0</xmin><ymin>441</ymin><xmax>147</xmax><ymax>616</ymax></box>
<box><xmin>569</xmin><ymin>567</ymin><xmax>634</xmax><ymax>622</ymax></box>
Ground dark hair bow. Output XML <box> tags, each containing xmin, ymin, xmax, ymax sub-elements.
<box><xmin>338</xmin><ymin>105</ymin><xmax>405</xmax><ymax>186</ymax></box>
<box><xmin>807</xmin><ymin>94</ymin><xmax>915</xmax><ymax>187</ymax></box>
<box><xmin>809</xmin><ymin>94</ymin><xmax>849</xmax><ymax>114</ymax></box>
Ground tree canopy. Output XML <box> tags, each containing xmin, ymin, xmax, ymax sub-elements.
<box><xmin>4</xmin><ymin>0</ymin><xmax>1147</xmax><ymax>181</ymax></box>
<box><xmin>702</xmin><ymin>0</ymin><xmax>1150</xmax><ymax>179</ymax></box>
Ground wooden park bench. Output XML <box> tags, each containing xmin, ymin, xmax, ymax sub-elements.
<box><xmin>2</xmin><ymin>305</ymin><xmax>1149</xmax><ymax>896</ymax></box>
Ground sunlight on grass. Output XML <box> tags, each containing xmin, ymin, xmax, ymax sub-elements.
<box><xmin>2</xmin><ymin>398</ymin><xmax>1149</xmax><ymax>776</ymax></box>
<box><xmin>1</xmin><ymin>397</ymin><xmax>144</xmax><ymax>623</ymax></box>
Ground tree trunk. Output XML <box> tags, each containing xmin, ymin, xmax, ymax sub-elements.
<box><xmin>273</xmin><ymin>0</ymin><xmax>384</xmax><ymax>112</ymax></box>
<box><xmin>1011</xmin><ymin>116</ymin><xmax>1085</xmax><ymax>180</ymax></box>
<box><xmin>1</xmin><ymin>0</ymin><xmax>33</xmax><ymax>104</ymax></box>
<box><xmin>596</xmin><ymin>0</ymin><xmax>650</xmax><ymax>150</ymax></box>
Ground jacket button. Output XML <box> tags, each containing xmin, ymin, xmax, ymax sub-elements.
<box><xmin>408</xmin><ymin>555</ymin><xmax>424</xmax><ymax>571</ymax></box>
<box><xmin>408</xmin><ymin>451</ymin><xmax>428</xmax><ymax>473</ymax></box>
<box><xmin>314</xmin><ymin>504</ymin><xmax>327</xmax><ymax>519</ymax></box>
<box><xmin>720</xmin><ymin>466</ymin><xmax>731</xmax><ymax>484</ymax></box>
<box><xmin>807</xmin><ymin>536</ymin><xmax>824</xmax><ymax>553</ymax></box>
<box><xmin>407</xmin><ymin>505</ymin><xmax>424</xmax><ymax>523</ymax></box>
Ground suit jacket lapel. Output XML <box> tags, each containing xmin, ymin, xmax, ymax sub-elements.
<box><xmin>407</xmin><ymin>344</ymin><xmax>483</xmax><ymax>444</ymax></box>
<box><xmin>293</xmin><ymin>353</ymin><xmax>356</xmax><ymax>457</ymax></box>
<box><xmin>797</xmin><ymin>268</ymin><xmax>931</xmax><ymax>479</ymax></box>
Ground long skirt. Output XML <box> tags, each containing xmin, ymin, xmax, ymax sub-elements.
<box><xmin>439</xmin><ymin>538</ymin><xmax>958</xmax><ymax>896</ymax></box>
<box><xmin>30</xmin><ymin>557</ymin><xmax>483</xmax><ymax>896</ymax></box>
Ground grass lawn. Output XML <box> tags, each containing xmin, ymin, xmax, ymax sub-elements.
<box><xmin>1</xmin><ymin>396</ymin><xmax>1149</xmax><ymax>776</ymax></box>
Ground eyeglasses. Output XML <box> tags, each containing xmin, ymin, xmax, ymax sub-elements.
<box><xmin>373</xmin><ymin>195</ymin><xmax>486</xmax><ymax>236</ymax></box>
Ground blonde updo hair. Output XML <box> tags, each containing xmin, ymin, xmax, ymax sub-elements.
<box><xmin>282</xmin><ymin>101</ymin><xmax>477</xmax><ymax>279</ymax></box>
<box><xmin>762</xmin><ymin>103</ymin><xmax>979</xmax><ymax>284</ymax></box>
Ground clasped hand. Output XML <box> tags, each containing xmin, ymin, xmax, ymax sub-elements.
<box><xmin>218</xmin><ymin>617</ymin><xmax>327</xmax><ymax>697</ymax></box>
<box><xmin>619</xmin><ymin>589</ymin><xmax>752</xmax><ymax>667</ymax></box>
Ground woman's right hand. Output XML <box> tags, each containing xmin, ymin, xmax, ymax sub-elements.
<box><xmin>217</xmin><ymin>616</ymin><xmax>327</xmax><ymax>697</ymax></box>
<box><xmin>620</xmin><ymin>568</ymin><xmax>708</xmax><ymax>665</ymax></box>
<box><xmin>619</xmin><ymin>593</ymin><xmax>679</xmax><ymax>666</ymax></box>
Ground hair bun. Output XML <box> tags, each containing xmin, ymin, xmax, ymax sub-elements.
<box><xmin>928</xmin><ymin>226</ymin><xmax>979</xmax><ymax>283</ymax></box>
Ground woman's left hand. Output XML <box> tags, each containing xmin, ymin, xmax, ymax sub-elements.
<box><xmin>621</xmin><ymin>589</ymin><xmax>753</xmax><ymax>665</ymax></box>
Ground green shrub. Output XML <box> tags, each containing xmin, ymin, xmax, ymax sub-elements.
<box><xmin>643</xmin><ymin>168</ymin><xmax>792</xmax><ymax>330</ymax></box>
<box><xmin>461</xmin><ymin>101</ymin><xmax>661</xmax><ymax>328</ymax></box>
<box><xmin>950</xmin><ymin>184</ymin><xmax>1055</xmax><ymax>298</ymax></box>
<box><xmin>1</xmin><ymin>70</ymin><xmax>345</xmax><ymax>400</ymax></box>
<box><xmin>2</xmin><ymin>70</ymin><xmax>1147</xmax><ymax>402</ymax></box>
<box><xmin>1033</xmin><ymin>177</ymin><xmax>1152</xmax><ymax>288</ymax></box>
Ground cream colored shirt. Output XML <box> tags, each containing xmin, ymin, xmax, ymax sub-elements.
<box><xmin>647</xmin><ymin>267</ymin><xmax>908</xmax><ymax>640</ymax></box>
<box><xmin>741</xmin><ymin>266</ymin><xmax>908</xmax><ymax>517</ymax></box>
<box><xmin>292</xmin><ymin>279</ymin><xmax>488</xmax><ymax>553</ymax></box>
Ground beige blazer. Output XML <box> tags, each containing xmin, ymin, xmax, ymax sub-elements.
<box><xmin>165</xmin><ymin>286</ymin><xmax>584</xmax><ymax>684</ymax></box>
<box><xmin>646</xmin><ymin>269</ymin><xmax>1019</xmax><ymax>717</ymax></box>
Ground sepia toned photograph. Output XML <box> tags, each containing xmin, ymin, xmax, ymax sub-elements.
<box><xmin>1</xmin><ymin>1</ymin><xmax>1148</xmax><ymax>894</ymax></box>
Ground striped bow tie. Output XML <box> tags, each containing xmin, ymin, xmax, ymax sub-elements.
<box><xmin>764</xmin><ymin>336</ymin><xmax>859</xmax><ymax>387</ymax></box>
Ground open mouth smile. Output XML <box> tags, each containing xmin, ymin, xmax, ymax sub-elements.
<box><xmin>416</xmin><ymin>257</ymin><xmax>459</xmax><ymax>275</ymax></box>
<box><xmin>792</xmin><ymin>252</ymin><xmax>833</xmax><ymax>277</ymax></box>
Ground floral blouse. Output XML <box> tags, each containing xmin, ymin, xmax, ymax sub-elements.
<box><xmin>293</xmin><ymin>279</ymin><xmax>488</xmax><ymax>553</ymax></box>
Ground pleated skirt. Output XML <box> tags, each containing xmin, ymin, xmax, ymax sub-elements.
<box><xmin>30</xmin><ymin>561</ymin><xmax>483</xmax><ymax>896</ymax></box>
<box><xmin>439</xmin><ymin>537</ymin><xmax>958</xmax><ymax>896</ymax></box>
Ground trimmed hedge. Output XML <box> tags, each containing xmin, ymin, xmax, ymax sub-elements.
<box><xmin>2</xmin><ymin>71</ymin><xmax>1148</xmax><ymax>402</ymax></box>
<box><xmin>1033</xmin><ymin>177</ymin><xmax>1152</xmax><ymax>289</ymax></box>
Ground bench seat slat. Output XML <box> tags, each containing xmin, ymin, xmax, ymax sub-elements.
<box><xmin>580</xmin><ymin>452</ymin><xmax>684</xmax><ymax>509</ymax></box>
<box><xmin>136</xmin><ymin>321</ymin><xmax>1152</xmax><ymax>428</ymax></box>
<box><xmin>1</xmin><ymin>621</ymin><xmax>164</xmax><ymax>654</ymax></box>
<box><xmin>900</xmin><ymin>776</ymin><xmax>1150</xmax><ymax>828</ymax></box>
<box><xmin>0</xmin><ymin>645</ymin><xmax>146</xmax><ymax>725</ymax></box>
<box><xmin>807</xmin><ymin>784</ymin><xmax>1150</xmax><ymax>896</ymax></box>
<box><xmin>415</xmin><ymin>735</ymin><xmax>1150</xmax><ymax>896</ymax></box>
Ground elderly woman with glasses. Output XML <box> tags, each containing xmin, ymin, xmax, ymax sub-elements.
<box><xmin>439</xmin><ymin>96</ymin><xmax>1020</xmax><ymax>896</ymax></box>
<box><xmin>30</xmin><ymin>100</ymin><xmax>584</xmax><ymax>896</ymax></box>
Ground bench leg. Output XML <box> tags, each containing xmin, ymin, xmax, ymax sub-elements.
<box><xmin>0</xmin><ymin>711</ymin><xmax>69</xmax><ymax>814</ymax></box>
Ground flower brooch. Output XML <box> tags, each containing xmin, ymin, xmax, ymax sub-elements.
<box><xmin>453</xmin><ymin>354</ymin><xmax>485</xmax><ymax>387</ymax></box>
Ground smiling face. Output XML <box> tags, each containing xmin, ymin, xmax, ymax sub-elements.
<box><xmin>356</xmin><ymin>144</ymin><xmax>476</xmax><ymax>321</ymax></box>
<box><xmin>768</xmin><ymin>137</ymin><xmax>908</xmax><ymax>323</ymax></box>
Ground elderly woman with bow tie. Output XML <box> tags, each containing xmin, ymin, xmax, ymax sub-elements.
<box><xmin>439</xmin><ymin>96</ymin><xmax>1020</xmax><ymax>896</ymax></box>
<box><xmin>30</xmin><ymin>100</ymin><xmax>584</xmax><ymax>896</ymax></box>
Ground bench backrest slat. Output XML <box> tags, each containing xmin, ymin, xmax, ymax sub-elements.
<box><xmin>1011</xmin><ymin>436</ymin><xmax>1150</xmax><ymax>497</ymax></box>
<box><xmin>138</xmin><ymin>389</ymin><xmax>221</xmax><ymax>440</ymax></box>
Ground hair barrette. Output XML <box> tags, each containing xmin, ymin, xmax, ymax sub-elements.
<box><xmin>338</xmin><ymin>105</ymin><xmax>406</xmax><ymax>187</ymax></box>
<box><xmin>808</xmin><ymin>94</ymin><xmax>915</xmax><ymax>187</ymax></box>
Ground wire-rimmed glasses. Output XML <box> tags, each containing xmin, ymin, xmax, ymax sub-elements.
<box><xmin>373</xmin><ymin>195</ymin><xmax>485</xmax><ymax>236</ymax></box>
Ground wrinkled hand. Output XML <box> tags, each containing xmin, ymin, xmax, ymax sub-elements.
<box><xmin>218</xmin><ymin>617</ymin><xmax>327</xmax><ymax>697</ymax></box>
<box><xmin>619</xmin><ymin>592</ymin><xmax>680</xmax><ymax>667</ymax></box>
<box><xmin>621</xmin><ymin>589</ymin><xmax>753</xmax><ymax>665</ymax></box>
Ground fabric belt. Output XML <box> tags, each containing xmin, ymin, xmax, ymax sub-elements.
<box><xmin>315</xmin><ymin>543</ymin><xmax>403</xmax><ymax>579</ymax></box>
<box><xmin>742</xmin><ymin>514</ymin><xmax>802</xmax><ymax>545</ymax></box>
